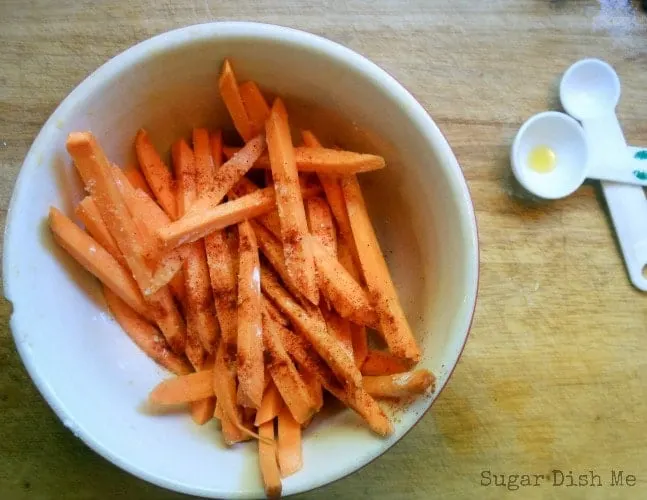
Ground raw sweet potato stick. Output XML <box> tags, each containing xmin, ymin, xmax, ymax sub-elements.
<box><xmin>265</xmin><ymin>98</ymin><xmax>319</xmax><ymax>305</ymax></box>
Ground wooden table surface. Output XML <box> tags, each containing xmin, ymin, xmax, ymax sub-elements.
<box><xmin>2</xmin><ymin>1</ymin><xmax>647</xmax><ymax>498</ymax></box>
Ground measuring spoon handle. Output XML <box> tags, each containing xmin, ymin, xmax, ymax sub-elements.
<box><xmin>579</xmin><ymin>114</ymin><xmax>647</xmax><ymax>291</ymax></box>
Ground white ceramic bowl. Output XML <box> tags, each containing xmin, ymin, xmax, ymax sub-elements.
<box><xmin>3</xmin><ymin>22</ymin><xmax>478</xmax><ymax>498</ymax></box>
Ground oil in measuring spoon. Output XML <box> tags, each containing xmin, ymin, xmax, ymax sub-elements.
<box><xmin>527</xmin><ymin>146</ymin><xmax>557</xmax><ymax>173</ymax></box>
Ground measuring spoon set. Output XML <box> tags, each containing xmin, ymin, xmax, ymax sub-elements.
<box><xmin>511</xmin><ymin>59</ymin><xmax>647</xmax><ymax>291</ymax></box>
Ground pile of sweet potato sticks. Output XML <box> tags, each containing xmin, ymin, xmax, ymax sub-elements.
<box><xmin>48</xmin><ymin>59</ymin><xmax>435</xmax><ymax>498</ymax></box>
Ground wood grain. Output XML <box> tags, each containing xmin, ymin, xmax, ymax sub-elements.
<box><xmin>1</xmin><ymin>1</ymin><xmax>647</xmax><ymax>499</ymax></box>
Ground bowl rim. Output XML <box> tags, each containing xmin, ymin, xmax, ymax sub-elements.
<box><xmin>3</xmin><ymin>21</ymin><xmax>480</xmax><ymax>499</ymax></box>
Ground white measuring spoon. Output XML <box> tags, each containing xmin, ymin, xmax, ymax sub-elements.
<box><xmin>560</xmin><ymin>58</ymin><xmax>647</xmax><ymax>291</ymax></box>
<box><xmin>511</xmin><ymin>111</ymin><xmax>647</xmax><ymax>200</ymax></box>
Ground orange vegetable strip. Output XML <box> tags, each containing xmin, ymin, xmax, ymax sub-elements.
<box><xmin>210</xmin><ymin>130</ymin><xmax>223</xmax><ymax>169</ymax></box>
<box><xmin>135</xmin><ymin>129</ymin><xmax>178</xmax><ymax>220</ymax></box>
<box><xmin>301</xmin><ymin>369</ymin><xmax>324</xmax><ymax>413</ymax></box>
<box><xmin>276</xmin><ymin>324</ymin><xmax>392</xmax><ymax>436</ymax></box>
<box><xmin>223</xmin><ymin>146</ymin><xmax>386</xmax><ymax>174</ymax></box>
<box><xmin>263</xmin><ymin>295</ymin><xmax>289</xmax><ymax>327</ymax></box>
<box><xmin>342</xmin><ymin>176</ymin><xmax>421</xmax><ymax>362</ymax></box>
<box><xmin>192</xmin><ymin>128</ymin><xmax>216</xmax><ymax>193</ymax></box>
<box><xmin>173</xmin><ymin>139</ymin><xmax>197</xmax><ymax>216</ymax></box>
<box><xmin>213</xmin><ymin>341</ymin><xmax>261</xmax><ymax>444</ymax></box>
<box><xmin>263</xmin><ymin>304</ymin><xmax>317</xmax><ymax>424</ymax></box>
<box><xmin>218</xmin><ymin>59</ymin><xmax>254</xmax><ymax>142</ymax></box>
<box><xmin>309</xmin><ymin>235</ymin><xmax>379</xmax><ymax>328</ymax></box>
<box><xmin>174</xmin><ymin>139</ymin><xmax>219</xmax><ymax>354</ymax></box>
<box><xmin>190</xmin><ymin>134</ymin><xmax>265</xmax><ymax>215</ymax></box>
<box><xmin>49</xmin><ymin>207</ymin><xmax>152</xmax><ymax>321</ymax></box>
<box><xmin>302</xmin><ymin>130</ymin><xmax>362</xmax><ymax>273</ymax></box>
<box><xmin>361</xmin><ymin>350</ymin><xmax>412</xmax><ymax>376</ymax></box>
<box><xmin>277</xmin><ymin>405</ymin><xmax>302</xmax><ymax>477</ymax></box>
<box><xmin>190</xmin><ymin>397</ymin><xmax>217</xmax><ymax>426</ymax></box>
<box><xmin>110</xmin><ymin>166</ymin><xmax>188</xmax><ymax>301</ymax></box>
<box><xmin>148</xmin><ymin>369</ymin><xmax>215</xmax><ymax>404</ymax></box>
<box><xmin>239</xmin><ymin>80</ymin><xmax>271</xmax><ymax>137</ymax></box>
<box><xmin>156</xmin><ymin>181</ymin><xmax>321</xmax><ymax>252</ymax></box>
<box><xmin>103</xmin><ymin>287</ymin><xmax>191</xmax><ymax>376</ymax></box>
<box><xmin>75</xmin><ymin>196</ymin><xmax>127</xmax><ymax>268</ymax></box>
<box><xmin>236</xmin><ymin>220</ymin><xmax>264</xmax><ymax>409</ymax></box>
<box><xmin>251</xmin><ymin>221</ymin><xmax>304</xmax><ymax>301</ymax></box>
<box><xmin>305</xmin><ymin>196</ymin><xmax>337</xmax><ymax>256</ymax></box>
<box><xmin>124</xmin><ymin>164</ymin><xmax>155</xmax><ymax>199</ymax></box>
<box><xmin>321</xmin><ymin>306</ymin><xmax>354</xmax><ymax>360</ymax></box>
<box><xmin>260</xmin><ymin>264</ymin><xmax>361</xmax><ymax>387</ymax></box>
<box><xmin>258</xmin><ymin>420</ymin><xmax>282</xmax><ymax>499</ymax></box>
<box><xmin>350</xmin><ymin>323</ymin><xmax>369</xmax><ymax>369</ymax></box>
<box><xmin>229</xmin><ymin>177</ymin><xmax>283</xmax><ymax>238</ymax></box>
<box><xmin>67</xmin><ymin>133</ymin><xmax>186</xmax><ymax>353</ymax></box>
<box><xmin>364</xmin><ymin>370</ymin><xmax>436</xmax><ymax>399</ymax></box>
<box><xmin>255</xmin><ymin>380</ymin><xmax>283</xmax><ymax>426</ymax></box>
<box><xmin>110</xmin><ymin>166</ymin><xmax>187</xmax><ymax>302</ymax></box>
<box><xmin>266</xmin><ymin>98</ymin><xmax>319</xmax><ymax>305</ymax></box>
<box><xmin>204</xmin><ymin>130</ymin><xmax>239</xmax><ymax>346</ymax></box>
<box><xmin>205</xmin><ymin>230</ymin><xmax>238</xmax><ymax>340</ymax></box>
<box><xmin>190</xmin><ymin>354</ymin><xmax>217</xmax><ymax>426</ymax></box>
<box><xmin>338</xmin><ymin>235</ymin><xmax>369</xmax><ymax>367</ymax></box>
<box><xmin>67</xmin><ymin>133</ymin><xmax>146</xmax><ymax>285</ymax></box>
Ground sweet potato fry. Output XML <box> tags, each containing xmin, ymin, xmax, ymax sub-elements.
<box><xmin>260</xmin><ymin>265</ymin><xmax>361</xmax><ymax>387</ymax></box>
<box><xmin>336</xmin><ymin>234</ymin><xmax>369</xmax><ymax>367</ymax></box>
<box><xmin>223</xmin><ymin>146</ymin><xmax>386</xmax><ymax>175</ymax></box>
<box><xmin>363</xmin><ymin>370</ymin><xmax>436</xmax><ymax>399</ymax></box>
<box><xmin>229</xmin><ymin>177</ymin><xmax>284</xmax><ymax>238</ymax></box>
<box><xmin>309</xmin><ymin>235</ymin><xmax>379</xmax><ymax>328</ymax></box>
<box><xmin>301</xmin><ymin>369</ymin><xmax>323</xmax><ymax>413</ymax></box>
<box><xmin>157</xmin><ymin>180</ymin><xmax>322</xmax><ymax>252</ymax></box>
<box><xmin>239</xmin><ymin>80</ymin><xmax>270</xmax><ymax>137</ymax></box>
<box><xmin>219</xmin><ymin>58</ymin><xmax>254</xmax><ymax>142</ymax></box>
<box><xmin>49</xmin><ymin>207</ymin><xmax>152</xmax><ymax>321</ymax></box>
<box><xmin>103</xmin><ymin>286</ymin><xmax>191</xmax><ymax>376</ymax></box>
<box><xmin>265</xmin><ymin>98</ymin><xmax>319</xmax><ymax>305</ymax></box>
<box><xmin>236</xmin><ymin>220</ymin><xmax>264</xmax><ymax>409</ymax></box>
<box><xmin>75</xmin><ymin>196</ymin><xmax>127</xmax><ymax>268</ymax></box>
<box><xmin>302</xmin><ymin>130</ymin><xmax>361</xmax><ymax>273</ymax></box>
<box><xmin>193</xmin><ymin>128</ymin><xmax>216</xmax><ymax>189</ymax></box>
<box><xmin>173</xmin><ymin>139</ymin><xmax>197</xmax><ymax>216</ymax></box>
<box><xmin>350</xmin><ymin>323</ymin><xmax>369</xmax><ymax>368</ymax></box>
<box><xmin>361</xmin><ymin>350</ymin><xmax>412</xmax><ymax>376</ymax></box>
<box><xmin>276</xmin><ymin>323</ymin><xmax>392</xmax><ymax>436</ymax></box>
<box><xmin>124</xmin><ymin>164</ymin><xmax>154</xmax><ymax>199</ymax></box>
<box><xmin>135</xmin><ymin>129</ymin><xmax>178</xmax><ymax>220</ymax></box>
<box><xmin>258</xmin><ymin>420</ymin><xmax>282</xmax><ymax>499</ymax></box>
<box><xmin>255</xmin><ymin>380</ymin><xmax>283</xmax><ymax>426</ymax></box>
<box><xmin>277</xmin><ymin>405</ymin><xmax>302</xmax><ymax>477</ymax></box>
<box><xmin>263</xmin><ymin>304</ymin><xmax>317</xmax><ymax>424</ymax></box>
<box><xmin>342</xmin><ymin>175</ymin><xmax>421</xmax><ymax>362</ymax></box>
<box><xmin>251</xmin><ymin>221</ymin><xmax>304</xmax><ymax>301</ymax></box>
<box><xmin>205</xmin><ymin>230</ymin><xmax>238</xmax><ymax>341</ymax></box>
<box><xmin>148</xmin><ymin>369</ymin><xmax>215</xmax><ymax>405</ymax></box>
<box><xmin>320</xmin><ymin>306</ymin><xmax>353</xmax><ymax>360</ymax></box>
<box><xmin>185</xmin><ymin>134</ymin><xmax>266</xmax><ymax>214</ymax></box>
<box><xmin>109</xmin><ymin>166</ymin><xmax>188</xmax><ymax>301</ymax></box>
<box><xmin>202</xmin><ymin>129</ymin><xmax>239</xmax><ymax>346</ymax></box>
<box><xmin>213</xmin><ymin>341</ymin><xmax>260</xmax><ymax>444</ymax></box>
<box><xmin>190</xmin><ymin>397</ymin><xmax>217</xmax><ymax>426</ymax></box>
<box><xmin>305</xmin><ymin>196</ymin><xmax>337</xmax><ymax>256</ymax></box>
<box><xmin>67</xmin><ymin>133</ymin><xmax>146</xmax><ymax>284</ymax></box>
<box><xmin>174</xmin><ymin>138</ymin><xmax>219</xmax><ymax>354</ymax></box>
<box><xmin>210</xmin><ymin>130</ymin><xmax>223</xmax><ymax>168</ymax></box>
<box><xmin>263</xmin><ymin>295</ymin><xmax>289</xmax><ymax>327</ymax></box>
<box><xmin>67</xmin><ymin>133</ymin><xmax>186</xmax><ymax>353</ymax></box>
